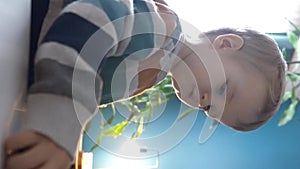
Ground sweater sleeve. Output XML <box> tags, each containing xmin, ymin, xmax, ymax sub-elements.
<box><xmin>26</xmin><ymin>1</ymin><xmax>121</xmax><ymax>156</ymax></box>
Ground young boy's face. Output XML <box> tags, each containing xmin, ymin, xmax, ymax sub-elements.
<box><xmin>170</xmin><ymin>36</ymin><xmax>269</xmax><ymax>131</ymax></box>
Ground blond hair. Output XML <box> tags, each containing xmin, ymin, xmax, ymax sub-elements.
<box><xmin>204</xmin><ymin>28</ymin><xmax>287</xmax><ymax>131</ymax></box>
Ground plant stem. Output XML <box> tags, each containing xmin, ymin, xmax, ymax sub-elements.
<box><xmin>287</xmin><ymin>61</ymin><xmax>300</xmax><ymax>65</ymax></box>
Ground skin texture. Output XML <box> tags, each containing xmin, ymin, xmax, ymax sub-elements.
<box><xmin>170</xmin><ymin>34</ymin><xmax>269</xmax><ymax>130</ymax></box>
<box><xmin>4</xmin><ymin>130</ymin><xmax>71</xmax><ymax>169</ymax></box>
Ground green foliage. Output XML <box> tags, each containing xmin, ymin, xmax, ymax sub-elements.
<box><xmin>90</xmin><ymin>76</ymin><xmax>176</xmax><ymax>151</ymax></box>
<box><xmin>278</xmin><ymin>90</ymin><xmax>298</xmax><ymax>126</ymax></box>
<box><xmin>279</xmin><ymin>73</ymin><xmax>300</xmax><ymax>126</ymax></box>
<box><xmin>287</xmin><ymin>31</ymin><xmax>299</xmax><ymax>51</ymax></box>
<box><xmin>287</xmin><ymin>19</ymin><xmax>300</xmax><ymax>35</ymax></box>
<box><xmin>286</xmin><ymin>19</ymin><xmax>300</xmax><ymax>53</ymax></box>
<box><xmin>280</xmin><ymin>75</ymin><xmax>300</xmax><ymax>127</ymax></box>
<box><xmin>286</xmin><ymin>72</ymin><xmax>300</xmax><ymax>82</ymax></box>
<box><xmin>90</xmin><ymin>119</ymin><xmax>130</xmax><ymax>151</ymax></box>
<box><xmin>282</xmin><ymin>48</ymin><xmax>287</xmax><ymax>60</ymax></box>
<box><xmin>282</xmin><ymin>91</ymin><xmax>292</xmax><ymax>103</ymax></box>
<box><xmin>278</xmin><ymin>20</ymin><xmax>300</xmax><ymax>127</ymax></box>
<box><xmin>131</xmin><ymin>117</ymin><xmax>144</xmax><ymax>139</ymax></box>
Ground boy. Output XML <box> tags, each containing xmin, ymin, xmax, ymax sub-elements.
<box><xmin>4</xmin><ymin>0</ymin><xmax>286</xmax><ymax>168</ymax></box>
<box><xmin>171</xmin><ymin>28</ymin><xmax>286</xmax><ymax>131</ymax></box>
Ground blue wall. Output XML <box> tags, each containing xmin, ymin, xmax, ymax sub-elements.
<box><xmin>83</xmin><ymin>96</ymin><xmax>300</xmax><ymax>169</ymax></box>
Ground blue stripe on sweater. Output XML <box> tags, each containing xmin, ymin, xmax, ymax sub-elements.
<box><xmin>43</xmin><ymin>13</ymin><xmax>99</xmax><ymax>52</ymax></box>
<box><xmin>43</xmin><ymin>12</ymin><xmax>114</xmax><ymax>70</ymax></box>
<box><xmin>123</xmin><ymin>0</ymin><xmax>154</xmax><ymax>60</ymax></box>
<box><xmin>79</xmin><ymin>0</ymin><xmax>130</xmax><ymax>40</ymax></box>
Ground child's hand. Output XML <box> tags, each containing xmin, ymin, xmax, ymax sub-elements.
<box><xmin>4</xmin><ymin>130</ymin><xmax>72</xmax><ymax>169</ymax></box>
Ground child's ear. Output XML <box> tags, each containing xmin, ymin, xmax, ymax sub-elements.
<box><xmin>212</xmin><ymin>34</ymin><xmax>244</xmax><ymax>50</ymax></box>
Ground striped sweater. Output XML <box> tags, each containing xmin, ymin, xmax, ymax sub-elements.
<box><xmin>27</xmin><ymin>0</ymin><xmax>182</xmax><ymax>156</ymax></box>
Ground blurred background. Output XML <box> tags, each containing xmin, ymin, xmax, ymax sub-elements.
<box><xmin>167</xmin><ymin>0</ymin><xmax>300</xmax><ymax>33</ymax></box>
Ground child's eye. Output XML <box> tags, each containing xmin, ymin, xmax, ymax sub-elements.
<box><xmin>218</xmin><ymin>80</ymin><xmax>228</xmax><ymax>95</ymax></box>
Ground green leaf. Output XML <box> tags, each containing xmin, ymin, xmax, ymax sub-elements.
<box><xmin>178</xmin><ymin>108</ymin><xmax>196</xmax><ymax>121</ymax></box>
<box><xmin>121</xmin><ymin>101</ymin><xmax>140</xmax><ymax>115</ymax></box>
<box><xmin>102</xmin><ymin>113</ymin><xmax>115</xmax><ymax>127</ymax></box>
<box><xmin>281</xmin><ymin>48</ymin><xmax>287</xmax><ymax>60</ymax></box>
<box><xmin>101</xmin><ymin>120</ymin><xmax>130</xmax><ymax>137</ymax></box>
<box><xmin>278</xmin><ymin>89</ymin><xmax>298</xmax><ymax>126</ymax></box>
<box><xmin>90</xmin><ymin>143</ymin><xmax>100</xmax><ymax>152</ymax></box>
<box><xmin>161</xmin><ymin>85</ymin><xmax>175</xmax><ymax>95</ymax></box>
<box><xmin>287</xmin><ymin>31</ymin><xmax>299</xmax><ymax>51</ymax></box>
<box><xmin>287</xmin><ymin>19</ymin><xmax>300</xmax><ymax>35</ymax></box>
<box><xmin>278</xmin><ymin>99</ymin><xmax>297</xmax><ymax>126</ymax></box>
<box><xmin>90</xmin><ymin>129</ymin><xmax>103</xmax><ymax>151</ymax></box>
<box><xmin>286</xmin><ymin>72</ymin><xmax>300</xmax><ymax>82</ymax></box>
<box><xmin>91</xmin><ymin>120</ymin><xmax>131</xmax><ymax>151</ymax></box>
<box><xmin>133</xmin><ymin>96</ymin><xmax>149</xmax><ymax>103</ymax></box>
<box><xmin>131</xmin><ymin>117</ymin><xmax>144</xmax><ymax>139</ymax></box>
<box><xmin>282</xmin><ymin>91</ymin><xmax>292</xmax><ymax>103</ymax></box>
<box><xmin>101</xmin><ymin>103</ymin><xmax>117</xmax><ymax>127</ymax></box>
<box><xmin>148</xmin><ymin>91</ymin><xmax>161</xmax><ymax>107</ymax></box>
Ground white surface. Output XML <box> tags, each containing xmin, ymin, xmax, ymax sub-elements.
<box><xmin>81</xmin><ymin>152</ymin><xmax>93</xmax><ymax>169</ymax></box>
<box><xmin>0</xmin><ymin>0</ymin><xmax>30</xmax><ymax>167</ymax></box>
<box><xmin>167</xmin><ymin>0</ymin><xmax>300</xmax><ymax>33</ymax></box>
